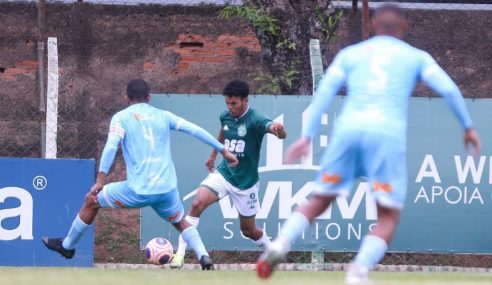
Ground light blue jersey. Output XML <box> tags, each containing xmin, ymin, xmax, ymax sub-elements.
<box><xmin>303</xmin><ymin>35</ymin><xmax>473</xmax><ymax>141</ymax></box>
<box><xmin>304</xmin><ymin>36</ymin><xmax>473</xmax><ymax>209</ymax></box>
<box><xmin>98</xmin><ymin>103</ymin><xmax>224</xmax><ymax>195</ymax></box>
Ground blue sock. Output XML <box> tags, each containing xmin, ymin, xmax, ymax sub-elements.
<box><xmin>62</xmin><ymin>215</ymin><xmax>90</xmax><ymax>250</ymax></box>
<box><xmin>354</xmin><ymin>235</ymin><xmax>388</xmax><ymax>269</ymax></box>
<box><xmin>279</xmin><ymin>212</ymin><xmax>310</xmax><ymax>244</ymax></box>
<box><xmin>181</xmin><ymin>226</ymin><xmax>208</xmax><ymax>259</ymax></box>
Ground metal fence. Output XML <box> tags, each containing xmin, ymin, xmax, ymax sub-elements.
<box><xmin>336</xmin><ymin>0</ymin><xmax>492</xmax><ymax>10</ymax></box>
<box><xmin>1</xmin><ymin>0</ymin><xmax>492</xmax><ymax>268</ymax></box>
<box><xmin>2</xmin><ymin>0</ymin><xmax>492</xmax><ymax>9</ymax></box>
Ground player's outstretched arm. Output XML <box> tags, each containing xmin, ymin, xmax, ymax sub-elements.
<box><xmin>176</xmin><ymin>121</ymin><xmax>238</xmax><ymax>168</ymax></box>
<box><xmin>421</xmin><ymin>53</ymin><xmax>473</xmax><ymax>131</ymax></box>
<box><xmin>221</xmin><ymin>148</ymin><xmax>238</xmax><ymax>168</ymax></box>
<box><xmin>268</xmin><ymin>123</ymin><xmax>287</xmax><ymax>139</ymax></box>
<box><xmin>206</xmin><ymin>128</ymin><xmax>225</xmax><ymax>172</ymax></box>
<box><xmin>464</xmin><ymin>128</ymin><xmax>481</xmax><ymax>158</ymax></box>
<box><xmin>302</xmin><ymin>54</ymin><xmax>346</xmax><ymax>141</ymax></box>
<box><xmin>286</xmin><ymin>137</ymin><xmax>311</xmax><ymax>163</ymax></box>
<box><xmin>173</xmin><ymin>118</ymin><xmax>226</xmax><ymax>153</ymax></box>
<box><xmin>420</xmin><ymin>54</ymin><xmax>481</xmax><ymax>156</ymax></box>
<box><xmin>286</xmin><ymin>53</ymin><xmax>345</xmax><ymax>164</ymax></box>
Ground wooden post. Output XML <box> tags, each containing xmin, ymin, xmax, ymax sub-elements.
<box><xmin>352</xmin><ymin>0</ymin><xmax>358</xmax><ymax>13</ymax></box>
<box><xmin>362</xmin><ymin>0</ymin><xmax>370</xmax><ymax>39</ymax></box>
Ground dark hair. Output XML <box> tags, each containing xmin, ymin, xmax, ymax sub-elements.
<box><xmin>127</xmin><ymin>79</ymin><xmax>150</xmax><ymax>101</ymax></box>
<box><xmin>223</xmin><ymin>79</ymin><xmax>249</xmax><ymax>99</ymax></box>
<box><xmin>374</xmin><ymin>3</ymin><xmax>407</xmax><ymax>19</ymax></box>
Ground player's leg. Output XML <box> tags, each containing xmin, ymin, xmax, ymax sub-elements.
<box><xmin>172</xmin><ymin>218</ymin><xmax>213</xmax><ymax>270</ymax></box>
<box><xmin>172</xmin><ymin>173</ymin><xmax>224</xmax><ymax>269</ymax></box>
<box><xmin>256</xmin><ymin>194</ymin><xmax>336</xmax><ymax>279</ymax></box>
<box><xmin>154</xmin><ymin>189</ymin><xmax>213</xmax><ymax>270</ymax></box>
<box><xmin>239</xmin><ymin>216</ymin><xmax>271</xmax><ymax>248</ymax></box>
<box><xmin>229</xmin><ymin>182</ymin><xmax>270</xmax><ymax>248</ymax></box>
<box><xmin>42</xmin><ymin>181</ymin><xmax>127</xmax><ymax>259</ymax></box>
<box><xmin>346</xmin><ymin>134</ymin><xmax>406</xmax><ymax>284</ymax></box>
<box><xmin>346</xmin><ymin>205</ymin><xmax>400</xmax><ymax>284</ymax></box>
<box><xmin>257</xmin><ymin>132</ymin><xmax>358</xmax><ymax>279</ymax></box>
<box><xmin>174</xmin><ymin>186</ymin><xmax>219</xmax><ymax>254</ymax></box>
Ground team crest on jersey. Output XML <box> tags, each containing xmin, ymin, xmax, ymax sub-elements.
<box><xmin>238</xmin><ymin>124</ymin><xmax>247</xmax><ymax>137</ymax></box>
<box><xmin>223</xmin><ymin>125</ymin><xmax>229</xmax><ymax>132</ymax></box>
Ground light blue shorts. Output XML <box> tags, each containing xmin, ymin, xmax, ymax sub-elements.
<box><xmin>97</xmin><ymin>181</ymin><xmax>185</xmax><ymax>223</ymax></box>
<box><xmin>314</xmin><ymin>130</ymin><xmax>407</xmax><ymax>209</ymax></box>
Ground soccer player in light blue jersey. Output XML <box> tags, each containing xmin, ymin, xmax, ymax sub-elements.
<box><xmin>42</xmin><ymin>79</ymin><xmax>238</xmax><ymax>269</ymax></box>
<box><xmin>256</xmin><ymin>4</ymin><xmax>481</xmax><ymax>283</ymax></box>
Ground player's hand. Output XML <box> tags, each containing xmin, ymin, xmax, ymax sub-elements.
<box><xmin>464</xmin><ymin>128</ymin><xmax>481</xmax><ymax>157</ymax></box>
<box><xmin>89</xmin><ymin>172</ymin><xmax>106</xmax><ymax>201</ymax></box>
<box><xmin>90</xmin><ymin>181</ymin><xmax>104</xmax><ymax>195</ymax></box>
<box><xmin>221</xmin><ymin>149</ymin><xmax>238</xmax><ymax>168</ymax></box>
<box><xmin>205</xmin><ymin>155</ymin><xmax>216</xmax><ymax>172</ymax></box>
<box><xmin>89</xmin><ymin>182</ymin><xmax>104</xmax><ymax>204</ymax></box>
<box><xmin>269</xmin><ymin>123</ymin><xmax>287</xmax><ymax>139</ymax></box>
<box><xmin>286</xmin><ymin>137</ymin><xmax>311</xmax><ymax>163</ymax></box>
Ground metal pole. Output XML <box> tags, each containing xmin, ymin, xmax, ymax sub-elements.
<box><xmin>362</xmin><ymin>0</ymin><xmax>370</xmax><ymax>39</ymax></box>
<box><xmin>38</xmin><ymin>0</ymin><xmax>46</xmax><ymax>158</ymax></box>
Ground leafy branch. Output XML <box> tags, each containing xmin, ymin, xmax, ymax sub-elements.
<box><xmin>314</xmin><ymin>5</ymin><xmax>344</xmax><ymax>42</ymax></box>
<box><xmin>252</xmin><ymin>62</ymin><xmax>299</xmax><ymax>94</ymax></box>
<box><xmin>219</xmin><ymin>5</ymin><xmax>280</xmax><ymax>36</ymax></box>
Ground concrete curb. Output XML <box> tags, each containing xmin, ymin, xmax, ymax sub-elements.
<box><xmin>95</xmin><ymin>263</ymin><xmax>492</xmax><ymax>273</ymax></box>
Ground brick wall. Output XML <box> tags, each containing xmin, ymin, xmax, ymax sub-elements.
<box><xmin>0</xmin><ymin>60</ymin><xmax>38</xmax><ymax>81</ymax></box>
<box><xmin>161</xmin><ymin>33</ymin><xmax>260</xmax><ymax>74</ymax></box>
<box><xmin>0</xmin><ymin>3</ymin><xmax>268</xmax><ymax>158</ymax></box>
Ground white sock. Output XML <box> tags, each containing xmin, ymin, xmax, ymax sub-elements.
<box><xmin>354</xmin><ymin>235</ymin><xmax>388</xmax><ymax>270</ymax></box>
<box><xmin>181</xmin><ymin>226</ymin><xmax>208</xmax><ymax>259</ymax></box>
<box><xmin>279</xmin><ymin>212</ymin><xmax>310</xmax><ymax>245</ymax></box>
<box><xmin>252</xmin><ymin>230</ymin><xmax>271</xmax><ymax>249</ymax></box>
<box><xmin>176</xmin><ymin>215</ymin><xmax>200</xmax><ymax>256</ymax></box>
<box><xmin>62</xmin><ymin>214</ymin><xmax>90</xmax><ymax>250</ymax></box>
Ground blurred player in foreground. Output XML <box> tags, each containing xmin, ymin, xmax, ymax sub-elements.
<box><xmin>42</xmin><ymin>79</ymin><xmax>238</xmax><ymax>270</ymax></box>
<box><xmin>256</xmin><ymin>4</ymin><xmax>481</xmax><ymax>284</ymax></box>
<box><xmin>170</xmin><ymin>79</ymin><xmax>286</xmax><ymax>269</ymax></box>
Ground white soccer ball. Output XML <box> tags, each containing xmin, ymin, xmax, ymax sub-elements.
<box><xmin>145</xmin><ymin>237</ymin><xmax>174</xmax><ymax>265</ymax></box>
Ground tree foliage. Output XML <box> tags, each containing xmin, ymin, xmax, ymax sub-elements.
<box><xmin>221</xmin><ymin>0</ymin><xmax>343</xmax><ymax>94</ymax></box>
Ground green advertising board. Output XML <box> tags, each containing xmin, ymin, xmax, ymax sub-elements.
<box><xmin>142</xmin><ymin>95</ymin><xmax>492</xmax><ymax>253</ymax></box>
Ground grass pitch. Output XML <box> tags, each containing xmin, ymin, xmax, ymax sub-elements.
<box><xmin>1</xmin><ymin>267</ymin><xmax>491</xmax><ymax>285</ymax></box>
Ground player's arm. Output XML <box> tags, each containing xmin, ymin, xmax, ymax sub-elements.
<box><xmin>286</xmin><ymin>53</ymin><xmax>346</xmax><ymax>163</ymax></box>
<box><xmin>206</xmin><ymin>128</ymin><xmax>224</xmax><ymax>172</ymax></box>
<box><xmin>94</xmin><ymin>117</ymin><xmax>124</xmax><ymax>193</ymax></box>
<box><xmin>169</xmin><ymin>114</ymin><xmax>238</xmax><ymax>167</ymax></box>
<box><xmin>256</xmin><ymin>112</ymin><xmax>287</xmax><ymax>139</ymax></box>
<box><xmin>420</xmin><ymin>52</ymin><xmax>481</xmax><ymax>156</ymax></box>
<box><xmin>268</xmin><ymin>122</ymin><xmax>287</xmax><ymax>139</ymax></box>
<box><xmin>302</xmin><ymin>59</ymin><xmax>346</xmax><ymax>141</ymax></box>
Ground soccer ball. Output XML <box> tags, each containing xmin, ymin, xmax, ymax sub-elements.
<box><xmin>145</xmin><ymin>237</ymin><xmax>174</xmax><ymax>265</ymax></box>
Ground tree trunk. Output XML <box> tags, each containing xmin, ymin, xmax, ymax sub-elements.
<box><xmin>246</xmin><ymin>0</ymin><xmax>337</xmax><ymax>95</ymax></box>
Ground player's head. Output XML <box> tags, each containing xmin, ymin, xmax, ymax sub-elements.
<box><xmin>223</xmin><ymin>79</ymin><xmax>249</xmax><ymax>118</ymax></box>
<box><xmin>372</xmin><ymin>3</ymin><xmax>408</xmax><ymax>39</ymax></box>
<box><xmin>126</xmin><ymin>79</ymin><xmax>150</xmax><ymax>103</ymax></box>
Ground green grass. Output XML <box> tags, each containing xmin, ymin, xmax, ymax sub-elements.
<box><xmin>0</xmin><ymin>268</ymin><xmax>491</xmax><ymax>285</ymax></box>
